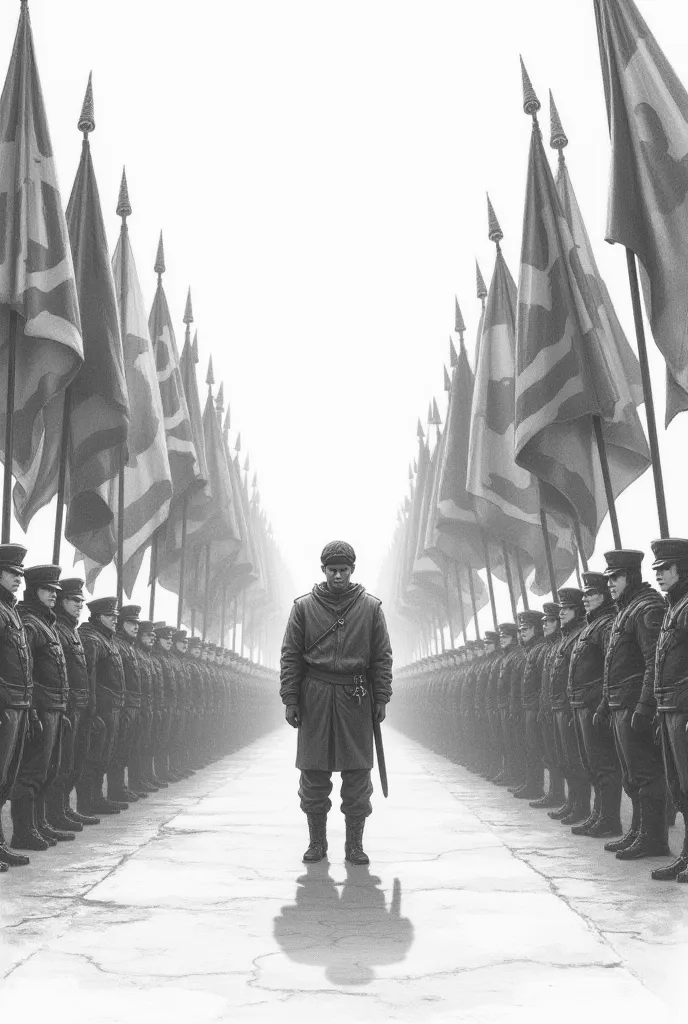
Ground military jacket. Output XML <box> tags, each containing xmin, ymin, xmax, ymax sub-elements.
<box><xmin>79</xmin><ymin>621</ymin><xmax>125</xmax><ymax>710</ymax></box>
<box><xmin>0</xmin><ymin>585</ymin><xmax>31</xmax><ymax>709</ymax></box>
<box><xmin>19</xmin><ymin>599</ymin><xmax>69</xmax><ymax>711</ymax></box>
<box><xmin>521</xmin><ymin>637</ymin><xmax>549</xmax><ymax>710</ymax></box>
<box><xmin>602</xmin><ymin>583</ymin><xmax>664</xmax><ymax>714</ymax></box>
<box><xmin>135</xmin><ymin>645</ymin><xmax>155</xmax><ymax>714</ymax></box>
<box><xmin>55</xmin><ymin>611</ymin><xmax>90</xmax><ymax>711</ymax></box>
<box><xmin>497</xmin><ymin>645</ymin><xmax>521</xmax><ymax>711</ymax></box>
<box><xmin>152</xmin><ymin>649</ymin><xmax>177</xmax><ymax>709</ymax></box>
<box><xmin>655</xmin><ymin>578</ymin><xmax>688</xmax><ymax>712</ymax></box>
<box><xmin>115</xmin><ymin>634</ymin><xmax>142</xmax><ymax>709</ymax></box>
<box><xmin>549</xmin><ymin>619</ymin><xmax>585</xmax><ymax>711</ymax></box>
<box><xmin>568</xmin><ymin>605</ymin><xmax>614</xmax><ymax>709</ymax></box>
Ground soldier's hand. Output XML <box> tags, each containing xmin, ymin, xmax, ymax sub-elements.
<box><xmin>374</xmin><ymin>703</ymin><xmax>386</xmax><ymax>723</ymax></box>
<box><xmin>62</xmin><ymin>713</ymin><xmax>72</xmax><ymax>733</ymax></box>
<box><xmin>285</xmin><ymin>705</ymin><xmax>300</xmax><ymax>728</ymax></box>
<box><xmin>631</xmin><ymin>710</ymin><xmax>652</xmax><ymax>733</ymax></box>
<box><xmin>28</xmin><ymin>712</ymin><xmax>43</xmax><ymax>742</ymax></box>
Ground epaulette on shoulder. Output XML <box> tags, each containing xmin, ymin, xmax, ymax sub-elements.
<box><xmin>365</xmin><ymin>592</ymin><xmax>383</xmax><ymax>605</ymax></box>
<box><xmin>293</xmin><ymin>593</ymin><xmax>311</xmax><ymax>604</ymax></box>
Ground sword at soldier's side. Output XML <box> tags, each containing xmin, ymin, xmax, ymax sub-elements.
<box><xmin>371</xmin><ymin>695</ymin><xmax>388</xmax><ymax>798</ymax></box>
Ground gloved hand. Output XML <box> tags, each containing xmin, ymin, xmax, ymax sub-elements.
<box><xmin>28</xmin><ymin>709</ymin><xmax>43</xmax><ymax>742</ymax></box>
<box><xmin>374</xmin><ymin>703</ymin><xmax>386</xmax><ymax>723</ymax></box>
<box><xmin>631</xmin><ymin>710</ymin><xmax>652</xmax><ymax>733</ymax></box>
<box><xmin>285</xmin><ymin>705</ymin><xmax>300</xmax><ymax>728</ymax></box>
<box><xmin>61</xmin><ymin>712</ymin><xmax>73</xmax><ymax>733</ymax></box>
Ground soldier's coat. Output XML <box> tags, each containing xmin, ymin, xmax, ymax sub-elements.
<box><xmin>280</xmin><ymin>583</ymin><xmax>393</xmax><ymax>772</ymax></box>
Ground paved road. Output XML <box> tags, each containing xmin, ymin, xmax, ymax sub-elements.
<box><xmin>0</xmin><ymin>726</ymin><xmax>685</xmax><ymax>1022</ymax></box>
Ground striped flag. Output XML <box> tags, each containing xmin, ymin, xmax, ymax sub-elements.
<box><xmin>595</xmin><ymin>0</ymin><xmax>688</xmax><ymax>424</ymax></box>
<box><xmin>469</xmin><ymin>234</ymin><xmax>576</xmax><ymax>593</ymax></box>
<box><xmin>515</xmin><ymin>102</ymin><xmax>648</xmax><ymax>559</ymax></box>
<box><xmin>0</xmin><ymin>3</ymin><xmax>83</xmax><ymax>523</ymax></box>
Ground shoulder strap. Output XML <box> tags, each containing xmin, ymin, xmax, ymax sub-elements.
<box><xmin>304</xmin><ymin>589</ymin><xmax>366</xmax><ymax>654</ymax></box>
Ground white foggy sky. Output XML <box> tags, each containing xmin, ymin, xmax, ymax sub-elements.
<box><xmin>2</xmin><ymin>0</ymin><xmax>688</xmax><ymax>631</ymax></box>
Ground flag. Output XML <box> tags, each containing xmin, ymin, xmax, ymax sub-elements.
<box><xmin>0</xmin><ymin>4</ymin><xmax>83</xmax><ymax>524</ymax></box>
<box><xmin>469</xmin><ymin>220</ymin><xmax>576</xmax><ymax>593</ymax></box>
<box><xmin>515</xmin><ymin>90</ymin><xmax>648</xmax><ymax>560</ymax></box>
<box><xmin>595</xmin><ymin>0</ymin><xmax>688</xmax><ymax>424</ymax></box>
<box><xmin>148</xmin><ymin>238</ymin><xmax>202</xmax><ymax>504</ymax></box>
<box><xmin>79</xmin><ymin>206</ymin><xmax>173</xmax><ymax>593</ymax></box>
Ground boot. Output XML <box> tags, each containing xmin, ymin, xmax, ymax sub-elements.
<box><xmin>562</xmin><ymin>780</ymin><xmax>592</xmax><ymax>826</ymax></box>
<box><xmin>587</xmin><ymin>779</ymin><xmax>623</xmax><ymax>838</ymax></box>
<box><xmin>344</xmin><ymin>815</ymin><xmax>370</xmax><ymax>865</ymax></box>
<box><xmin>107</xmin><ymin>767</ymin><xmax>138</xmax><ymax>803</ymax></box>
<box><xmin>605</xmin><ymin>792</ymin><xmax>640</xmax><ymax>853</ymax></box>
<box><xmin>531</xmin><ymin>769</ymin><xmax>565</xmax><ymax>809</ymax></box>
<box><xmin>571</xmin><ymin>787</ymin><xmax>600</xmax><ymax>836</ymax></box>
<box><xmin>514</xmin><ymin>764</ymin><xmax>545</xmax><ymax>801</ymax></box>
<box><xmin>652</xmin><ymin>825</ymin><xmax>688</xmax><ymax>880</ymax></box>
<box><xmin>149</xmin><ymin>758</ymin><xmax>168</xmax><ymax>788</ymax></box>
<box><xmin>0</xmin><ymin>802</ymin><xmax>30</xmax><ymax>866</ymax></box>
<box><xmin>302</xmin><ymin>813</ymin><xmax>328</xmax><ymax>862</ymax></box>
<box><xmin>548</xmin><ymin>780</ymin><xmax>575</xmax><ymax>820</ymax></box>
<box><xmin>10</xmin><ymin>796</ymin><xmax>49</xmax><ymax>851</ymax></box>
<box><xmin>617</xmin><ymin>794</ymin><xmax>671</xmax><ymax>860</ymax></box>
<box><xmin>89</xmin><ymin>773</ymin><xmax>122</xmax><ymax>815</ymax></box>
<box><xmin>64</xmin><ymin>785</ymin><xmax>100</xmax><ymax>826</ymax></box>
<box><xmin>35</xmin><ymin>792</ymin><xmax>75</xmax><ymax>842</ymax></box>
<box><xmin>45</xmin><ymin>786</ymin><xmax>82</xmax><ymax>833</ymax></box>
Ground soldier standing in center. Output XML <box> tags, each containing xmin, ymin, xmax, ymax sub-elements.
<box><xmin>111</xmin><ymin>605</ymin><xmax>144</xmax><ymax>803</ymax></box>
<box><xmin>530</xmin><ymin>603</ymin><xmax>564</xmax><ymax>810</ymax></box>
<box><xmin>595</xmin><ymin>550</ymin><xmax>669</xmax><ymax>860</ymax></box>
<box><xmin>567</xmin><ymin>572</ymin><xmax>622</xmax><ymax>839</ymax></box>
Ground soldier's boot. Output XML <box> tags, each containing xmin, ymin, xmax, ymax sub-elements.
<box><xmin>107</xmin><ymin>766</ymin><xmax>138</xmax><ymax>803</ymax></box>
<box><xmin>653</xmin><ymin>806</ymin><xmax>688</xmax><ymax>880</ymax></box>
<box><xmin>302</xmin><ymin>813</ymin><xmax>328</xmax><ymax>863</ymax></box>
<box><xmin>515</xmin><ymin>763</ymin><xmax>545</xmax><ymax>800</ymax></box>
<box><xmin>605</xmin><ymin>792</ymin><xmax>640</xmax><ymax>852</ymax></box>
<box><xmin>10</xmin><ymin>796</ymin><xmax>49</xmax><ymax>851</ymax></box>
<box><xmin>344</xmin><ymin>815</ymin><xmax>370</xmax><ymax>866</ymax></box>
<box><xmin>666</xmin><ymin>788</ymin><xmax>678</xmax><ymax>828</ymax></box>
<box><xmin>64</xmin><ymin>784</ymin><xmax>100</xmax><ymax>826</ymax></box>
<box><xmin>89</xmin><ymin>773</ymin><xmax>122</xmax><ymax>814</ymax></box>
<box><xmin>149</xmin><ymin>757</ymin><xmax>168</xmax><ymax>789</ymax></box>
<box><xmin>587</xmin><ymin>779</ymin><xmax>623</xmax><ymax>838</ymax></box>
<box><xmin>492</xmin><ymin>770</ymin><xmax>510</xmax><ymax>787</ymax></box>
<box><xmin>571</xmin><ymin>787</ymin><xmax>600</xmax><ymax>836</ymax></box>
<box><xmin>35</xmin><ymin>792</ymin><xmax>75</xmax><ymax>842</ymax></box>
<box><xmin>617</xmin><ymin>795</ymin><xmax>671</xmax><ymax>861</ymax></box>
<box><xmin>530</xmin><ymin>769</ymin><xmax>563</xmax><ymax>808</ymax></box>
<box><xmin>562</xmin><ymin>780</ymin><xmax>591</xmax><ymax>826</ymax></box>
<box><xmin>45</xmin><ymin>785</ymin><xmax>82</xmax><ymax>833</ymax></box>
<box><xmin>0</xmin><ymin>802</ymin><xmax>30</xmax><ymax>866</ymax></box>
<box><xmin>548</xmin><ymin>779</ymin><xmax>575</xmax><ymax>820</ymax></box>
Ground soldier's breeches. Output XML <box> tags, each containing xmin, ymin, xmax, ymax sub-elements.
<box><xmin>659</xmin><ymin>711</ymin><xmax>688</xmax><ymax>802</ymax></box>
<box><xmin>524</xmin><ymin>708</ymin><xmax>543</xmax><ymax>767</ymax></box>
<box><xmin>84</xmin><ymin>709</ymin><xmax>120</xmax><ymax>777</ymax></box>
<box><xmin>553</xmin><ymin>709</ymin><xmax>586</xmax><ymax>780</ymax></box>
<box><xmin>11</xmin><ymin>709</ymin><xmax>62</xmax><ymax>800</ymax></box>
<box><xmin>612</xmin><ymin>707</ymin><xmax>665</xmax><ymax>799</ymax></box>
<box><xmin>540</xmin><ymin>714</ymin><xmax>559</xmax><ymax>772</ymax></box>
<box><xmin>112</xmin><ymin>707</ymin><xmax>138</xmax><ymax>769</ymax></box>
<box><xmin>52</xmin><ymin>709</ymin><xmax>80</xmax><ymax>790</ymax></box>
<box><xmin>299</xmin><ymin>769</ymin><xmax>373</xmax><ymax>817</ymax></box>
<box><xmin>0</xmin><ymin>707</ymin><xmax>27</xmax><ymax>803</ymax></box>
<box><xmin>573</xmin><ymin>707</ymin><xmax>621</xmax><ymax>789</ymax></box>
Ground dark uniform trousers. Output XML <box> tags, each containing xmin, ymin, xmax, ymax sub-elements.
<box><xmin>553</xmin><ymin>709</ymin><xmax>588</xmax><ymax>783</ymax></box>
<box><xmin>573</xmin><ymin>707</ymin><xmax>621</xmax><ymax>800</ymax></box>
<box><xmin>299</xmin><ymin>769</ymin><xmax>374</xmax><ymax>818</ymax></box>
<box><xmin>83</xmin><ymin>708</ymin><xmax>120</xmax><ymax>788</ymax></box>
<box><xmin>11</xmin><ymin>708</ymin><xmax>63</xmax><ymax>800</ymax></box>
<box><xmin>111</xmin><ymin>706</ymin><xmax>139</xmax><ymax>772</ymax></box>
<box><xmin>659</xmin><ymin>712</ymin><xmax>688</xmax><ymax>805</ymax></box>
<box><xmin>53</xmin><ymin>708</ymin><xmax>92</xmax><ymax>796</ymax></box>
<box><xmin>0</xmin><ymin>708</ymin><xmax>28</xmax><ymax>805</ymax></box>
<box><xmin>612</xmin><ymin>708</ymin><xmax>666</xmax><ymax>801</ymax></box>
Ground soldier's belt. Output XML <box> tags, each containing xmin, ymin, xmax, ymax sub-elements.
<box><xmin>307</xmin><ymin>669</ymin><xmax>367</xmax><ymax>686</ymax></box>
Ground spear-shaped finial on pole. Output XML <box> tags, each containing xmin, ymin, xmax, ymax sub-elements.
<box><xmin>78</xmin><ymin>71</ymin><xmax>95</xmax><ymax>138</ymax></box>
<box><xmin>432</xmin><ymin>397</ymin><xmax>442</xmax><ymax>425</ymax></box>
<box><xmin>215</xmin><ymin>381</ymin><xmax>224</xmax><ymax>413</ymax></box>
<box><xmin>252</xmin><ymin>471</ymin><xmax>258</xmax><ymax>489</ymax></box>
<box><xmin>417</xmin><ymin>418</ymin><xmax>425</xmax><ymax>440</ymax></box>
<box><xmin>184</xmin><ymin>288</ymin><xmax>193</xmax><ymax>324</ymax></box>
<box><xmin>487</xmin><ymin>193</ymin><xmax>503</xmax><ymax>249</ymax></box>
<box><xmin>454</xmin><ymin>296</ymin><xmax>466</xmax><ymax>340</ymax></box>
<box><xmin>223</xmin><ymin>404</ymin><xmax>230</xmax><ymax>439</ymax></box>
<box><xmin>235</xmin><ymin>431</ymin><xmax>242</xmax><ymax>453</ymax></box>
<box><xmin>520</xmin><ymin>56</ymin><xmax>541</xmax><ymax>121</ymax></box>
<box><xmin>476</xmin><ymin>260</ymin><xmax>487</xmax><ymax>305</ymax></box>
<box><xmin>116</xmin><ymin>167</ymin><xmax>132</xmax><ymax>220</ymax></box>
<box><xmin>206</xmin><ymin>355</ymin><xmax>214</xmax><ymax>392</ymax></box>
<box><xmin>191</xmin><ymin>330</ymin><xmax>199</xmax><ymax>364</ymax></box>
<box><xmin>154</xmin><ymin>231</ymin><xmax>165</xmax><ymax>281</ymax></box>
<box><xmin>443</xmin><ymin>365</ymin><xmax>451</xmax><ymax>392</ymax></box>
<box><xmin>244</xmin><ymin>454</ymin><xmax>250</xmax><ymax>473</ymax></box>
<box><xmin>549</xmin><ymin>90</ymin><xmax>568</xmax><ymax>165</ymax></box>
<box><xmin>449</xmin><ymin>336</ymin><xmax>459</xmax><ymax>368</ymax></box>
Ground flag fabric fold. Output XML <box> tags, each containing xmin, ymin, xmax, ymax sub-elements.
<box><xmin>0</xmin><ymin>4</ymin><xmax>83</xmax><ymax>526</ymax></box>
<box><xmin>595</xmin><ymin>0</ymin><xmax>688</xmax><ymax>424</ymax></box>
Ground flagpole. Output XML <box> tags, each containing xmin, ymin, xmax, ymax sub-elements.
<box><xmin>479</xmin><ymin>530</ymin><xmax>499</xmax><ymax>631</ymax></box>
<box><xmin>148</xmin><ymin>529</ymin><xmax>158</xmax><ymax>621</ymax></box>
<box><xmin>443</xmin><ymin>571</ymin><xmax>455</xmax><ymax>649</ymax></box>
<box><xmin>231</xmin><ymin>595</ymin><xmax>238</xmax><ymax>652</ymax></box>
<box><xmin>514</xmin><ymin>548</ymin><xmax>529</xmax><ymax>611</ymax></box>
<box><xmin>114</xmin><ymin>169</ymin><xmax>133</xmax><ymax>605</ymax></box>
<box><xmin>571</xmin><ymin>515</ymin><xmax>589</xmax><ymax>572</ymax></box>
<box><xmin>52</xmin><ymin>388</ymin><xmax>70</xmax><ymax>563</ymax></box>
<box><xmin>220</xmin><ymin>584</ymin><xmax>227</xmax><ymax>646</ymax></box>
<box><xmin>465</xmin><ymin>562</ymin><xmax>480</xmax><ymax>641</ymax></box>
<box><xmin>539</xmin><ymin>506</ymin><xmax>558</xmax><ymax>602</ymax></box>
<box><xmin>1</xmin><ymin>312</ymin><xmax>18</xmax><ymax>544</ymax></box>
<box><xmin>201</xmin><ymin>543</ymin><xmax>211</xmax><ymax>641</ymax></box>
<box><xmin>501</xmin><ymin>542</ymin><xmax>518</xmax><ymax>621</ymax></box>
<box><xmin>191</xmin><ymin>557</ymin><xmax>200</xmax><ymax>636</ymax></box>
<box><xmin>453</xmin><ymin>562</ymin><xmax>468</xmax><ymax>645</ymax></box>
<box><xmin>592</xmin><ymin>416</ymin><xmax>622</xmax><ymax>548</ymax></box>
<box><xmin>177</xmin><ymin>291</ymin><xmax>194</xmax><ymax>629</ymax></box>
<box><xmin>625</xmin><ymin>249</ymin><xmax>669</xmax><ymax>538</ymax></box>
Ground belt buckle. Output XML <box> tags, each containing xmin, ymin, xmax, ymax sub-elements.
<box><xmin>351</xmin><ymin>674</ymin><xmax>367</xmax><ymax>705</ymax></box>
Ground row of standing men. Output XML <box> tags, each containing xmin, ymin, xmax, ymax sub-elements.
<box><xmin>0</xmin><ymin>543</ymin><xmax>278</xmax><ymax>870</ymax></box>
<box><xmin>393</xmin><ymin>540</ymin><xmax>688</xmax><ymax>883</ymax></box>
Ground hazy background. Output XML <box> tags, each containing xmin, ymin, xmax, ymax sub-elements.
<box><xmin>2</xmin><ymin>0</ymin><xmax>687</xmax><ymax>633</ymax></box>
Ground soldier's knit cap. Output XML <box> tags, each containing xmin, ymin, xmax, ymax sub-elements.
<box><xmin>498</xmin><ymin>622</ymin><xmax>518</xmax><ymax>637</ymax></box>
<box><xmin>173</xmin><ymin>629</ymin><xmax>188</xmax><ymax>642</ymax></box>
<box><xmin>558</xmin><ymin>587</ymin><xmax>584</xmax><ymax>608</ymax></box>
<box><xmin>650</xmin><ymin>538</ymin><xmax>688</xmax><ymax>570</ymax></box>
<box><xmin>25</xmin><ymin>565</ymin><xmax>62</xmax><ymax>590</ymax></box>
<box><xmin>0</xmin><ymin>543</ymin><xmax>27</xmax><ymax>575</ymax></box>
<box><xmin>88</xmin><ymin>597</ymin><xmax>118</xmax><ymax>616</ymax></box>
<box><xmin>582</xmin><ymin>571</ymin><xmax>608</xmax><ymax>594</ymax></box>
<box><xmin>517</xmin><ymin>610</ymin><xmax>545</xmax><ymax>626</ymax></box>
<box><xmin>320</xmin><ymin>540</ymin><xmax>356</xmax><ymax>567</ymax></box>
<box><xmin>119</xmin><ymin>604</ymin><xmax>141</xmax><ymax>621</ymax></box>
<box><xmin>542</xmin><ymin>602</ymin><xmax>560</xmax><ymax>619</ymax></box>
<box><xmin>604</xmin><ymin>549</ymin><xmax>644</xmax><ymax>577</ymax></box>
<box><xmin>59</xmin><ymin>578</ymin><xmax>84</xmax><ymax>598</ymax></box>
